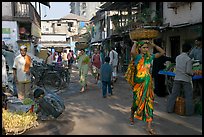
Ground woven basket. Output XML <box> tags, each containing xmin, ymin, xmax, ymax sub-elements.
<box><xmin>4</xmin><ymin>121</ymin><xmax>39</xmax><ymax>135</ymax></box>
<box><xmin>75</xmin><ymin>42</ymin><xmax>88</xmax><ymax>50</ymax></box>
<box><xmin>129</xmin><ymin>28</ymin><xmax>159</xmax><ymax>40</ymax></box>
<box><xmin>174</xmin><ymin>96</ymin><xmax>185</xmax><ymax>116</ymax></box>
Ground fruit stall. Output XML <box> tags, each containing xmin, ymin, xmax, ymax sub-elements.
<box><xmin>158</xmin><ymin>63</ymin><xmax>202</xmax><ymax>115</ymax></box>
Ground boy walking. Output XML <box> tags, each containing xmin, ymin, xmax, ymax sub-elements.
<box><xmin>100</xmin><ymin>56</ymin><xmax>113</xmax><ymax>98</ymax></box>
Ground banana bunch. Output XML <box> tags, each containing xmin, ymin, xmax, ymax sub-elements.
<box><xmin>2</xmin><ymin>109</ymin><xmax>38</xmax><ymax>135</ymax></box>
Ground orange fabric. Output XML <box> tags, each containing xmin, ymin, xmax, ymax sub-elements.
<box><xmin>24</xmin><ymin>55</ymin><xmax>31</xmax><ymax>72</ymax></box>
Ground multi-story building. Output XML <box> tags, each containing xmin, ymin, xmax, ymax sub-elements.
<box><xmin>2</xmin><ymin>2</ymin><xmax>50</xmax><ymax>55</ymax></box>
<box><xmin>41</xmin><ymin>13</ymin><xmax>89</xmax><ymax>51</ymax></box>
<box><xmin>90</xmin><ymin>2</ymin><xmax>202</xmax><ymax>57</ymax></box>
<box><xmin>162</xmin><ymin>2</ymin><xmax>202</xmax><ymax>58</ymax></box>
<box><xmin>70</xmin><ymin>2</ymin><xmax>105</xmax><ymax>20</ymax></box>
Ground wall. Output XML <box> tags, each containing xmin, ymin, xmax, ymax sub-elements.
<box><xmin>163</xmin><ymin>2</ymin><xmax>202</xmax><ymax>26</ymax></box>
<box><xmin>2</xmin><ymin>2</ymin><xmax>13</xmax><ymax>18</ymax></box>
<box><xmin>41</xmin><ymin>34</ymin><xmax>67</xmax><ymax>42</ymax></box>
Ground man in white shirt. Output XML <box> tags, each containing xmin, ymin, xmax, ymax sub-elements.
<box><xmin>13</xmin><ymin>45</ymin><xmax>33</xmax><ymax>100</ymax></box>
<box><xmin>109</xmin><ymin>47</ymin><xmax>118</xmax><ymax>82</ymax></box>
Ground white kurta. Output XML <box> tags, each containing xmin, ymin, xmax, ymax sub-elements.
<box><xmin>13</xmin><ymin>54</ymin><xmax>33</xmax><ymax>82</ymax></box>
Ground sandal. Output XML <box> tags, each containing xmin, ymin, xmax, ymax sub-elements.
<box><xmin>80</xmin><ymin>87</ymin><xmax>85</xmax><ymax>93</ymax></box>
<box><xmin>129</xmin><ymin>117</ymin><xmax>134</xmax><ymax>125</ymax></box>
<box><xmin>146</xmin><ymin>128</ymin><xmax>156</xmax><ymax>135</ymax></box>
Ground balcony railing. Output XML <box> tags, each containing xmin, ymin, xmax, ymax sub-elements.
<box><xmin>13</xmin><ymin>2</ymin><xmax>41</xmax><ymax>27</ymax></box>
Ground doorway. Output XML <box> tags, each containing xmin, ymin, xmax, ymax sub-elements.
<box><xmin>170</xmin><ymin>36</ymin><xmax>180</xmax><ymax>58</ymax></box>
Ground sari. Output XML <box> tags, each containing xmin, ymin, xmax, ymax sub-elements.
<box><xmin>131</xmin><ymin>54</ymin><xmax>155</xmax><ymax>122</ymax></box>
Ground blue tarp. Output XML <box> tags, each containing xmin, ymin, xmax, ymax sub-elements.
<box><xmin>80</xmin><ymin>22</ymin><xmax>85</xmax><ymax>28</ymax></box>
<box><xmin>158</xmin><ymin>70</ymin><xmax>202</xmax><ymax>80</ymax></box>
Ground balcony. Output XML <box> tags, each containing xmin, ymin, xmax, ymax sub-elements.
<box><xmin>13</xmin><ymin>2</ymin><xmax>41</xmax><ymax>27</ymax></box>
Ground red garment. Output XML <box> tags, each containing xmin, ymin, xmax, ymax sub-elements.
<box><xmin>92</xmin><ymin>54</ymin><xmax>101</xmax><ymax>69</ymax></box>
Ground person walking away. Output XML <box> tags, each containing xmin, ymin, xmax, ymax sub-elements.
<box><xmin>152</xmin><ymin>39</ymin><xmax>175</xmax><ymax>97</ymax></box>
<box><xmin>77</xmin><ymin>49</ymin><xmax>90</xmax><ymax>92</ymax></box>
<box><xmin>13</xmin><ymin>45</ymin><xmax>33</xmax><ymax>100</ymax></box>
<box><xmin>100</xmin><ymin>56</ymin><xmax>113</xmax><ymax>98</ymax></box>
<box><xmin>57</xmin><ymin>52</ymin><xmax>63</xmax><ymax>67</ymax></box>
<box><xmin>91</xmin><ymin>49</ymin><xmax>101</xmax><ymax>83</ymax></box>
<box><xmin>189</xmin><ymin>36</ymin><xmax>202</xmax><ymax>100</ymax></box>
<box><xmin>167</xmin><ymin>43</ymin><xmax>194</xmax><ymax>116</ymax></box>
<box><xmin>67</xmin><ymin>50</ymin><xmax>73</xmax><ymax>69</ymax></box>
<box><xmin>129</xmin><ymin>39</ymin><xmax>165</xmax><ymax>135</ymax></box>
<box><xmin>45</xmin><ymin>51</ymin><xmax>53</xmax><ymax>65</ymax></box>
<box><xmin>109</xmin><ymin>47</ymin><xmax>118</xmax><ymax>83</ymax></box>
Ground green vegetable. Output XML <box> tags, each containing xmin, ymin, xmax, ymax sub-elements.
<box><xmin>23</xmin><ymin>98</ymin><xmax>34</xmax><ymax>105</ymax></box>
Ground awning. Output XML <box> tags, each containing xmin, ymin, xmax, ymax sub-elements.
<box><xmin>41</xmin><ymin>42</ymin><xmax>71</xmax><ymax>48</ymax></box>
<box><xmin>100</xmin><ymin>2</ymin><xmax>139</xmax><ymax>12</ymax></box>
<box><xmin>40</xmin><ymin>2</ymin><xmax>50</xmax><ymax>8</ymax></box>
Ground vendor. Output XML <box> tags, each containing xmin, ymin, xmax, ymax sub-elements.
<box><xmin>189</xmin><ymin>36</ymin><xmax>202</xmax><ymax>100</ymax></box>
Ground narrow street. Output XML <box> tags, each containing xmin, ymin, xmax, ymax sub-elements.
<box><xmin>24</xmin><ymin>65</ymin><xmax>202</xmax><ymax>135</ymax></box>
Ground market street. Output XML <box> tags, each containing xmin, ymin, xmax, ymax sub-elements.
<box><xmin>24</xmin><ymin>66</ymin><xmax>202</xmax><ymax>135</ymax></box>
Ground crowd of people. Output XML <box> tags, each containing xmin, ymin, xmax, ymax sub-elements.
<box><xmin>2</xmin><ymin>35</ymin><xmax>202</xmax><ymax>135</ymax></box>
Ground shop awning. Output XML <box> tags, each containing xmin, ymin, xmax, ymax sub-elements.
<box><xmin>40</xmin><ymin>2</ymin><xmax>50</xmax><ymax>8</ymax></box>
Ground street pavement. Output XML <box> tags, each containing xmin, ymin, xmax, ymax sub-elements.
<box><xmin>24</xmin><ymin>65</ymin><xmax>202</xmax><ymax>135</ymax></box>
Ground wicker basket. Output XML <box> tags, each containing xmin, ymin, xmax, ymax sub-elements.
<box><xmin>129</xmin><ymin>28</ymin><xmax>159</xmax><ymax>40</ymax></box>
<box><xmin>174</xmin><ymin>96</ymin><xmax>185</xmax><ymax>116</ymax></box>
<box><xmin>75</xmin><ymin>42</ymin><xmax>89</xmax><ymax>50</ymax></box>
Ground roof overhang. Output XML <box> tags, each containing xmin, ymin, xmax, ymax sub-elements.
<box><xmin>40</xmin><ymin>2</ymin><xmax>50</xmax><ymax>8</ymax></box>
<box><xmin>100</xmin><ymin>2</ymin><xmax>139</xmax><ymax>12</ymax></box>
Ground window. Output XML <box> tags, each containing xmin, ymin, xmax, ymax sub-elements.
<box><xmin>57</xmin><ymin>24</ymin><xmax>61</xmax><ymax>26</ymax></box>
<box><xmin>68</xmin><ymin>22</ymin><xmax>73</xmax><ymax>27</ymax></box>
<box><xmin>45</xmin><ymin>28</ymin><xmax>49</xmax><ymax>31</ymax></box>
<box><xmin>82</xmin><ymin>3</ymin><xmax>86</xmax><ymax>9</ymax></box>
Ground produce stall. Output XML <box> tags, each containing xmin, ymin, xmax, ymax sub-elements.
<box><xmin>2</xmin><ymin>97</ymin><xmax>39</xmax><ymax>135</ymax></box>
<box><xmin>158</xmin><ymin>63</ymin><xmax>202</xmax><ymax>115</ymax></box>
<box><xmin>158</xmin><ymin>63</ymin><xmax>202</xmax><ymax>94</ymax></box>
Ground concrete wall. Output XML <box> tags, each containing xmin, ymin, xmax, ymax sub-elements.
<box><xmin>163</xmin><ymin>2</ymin><xmax>202</xmax><ymax>26</ymax></box>
<box><xmin>41</xmin><ymin>34</ymin><xmax>67</xmax><ymax>42</ymax></box>
<box><xmin>2</xmin><ymin>2</ymin><xmax>13</xmax><ymax>17</ymax></box>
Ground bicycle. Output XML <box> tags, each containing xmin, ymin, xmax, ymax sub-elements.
<box><xmin>30</xmin><ymin>61</ymin><xmax>63</xmax><ymax>92</ymax></box>
<box><xmin>52</xmin><ymin>62</ymin><xmax>71</xmax><ymax>89</ymax></box>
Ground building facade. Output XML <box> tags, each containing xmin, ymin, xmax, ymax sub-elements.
<box><xmin>2</xmin><ymin>2</ymin><xmax>49</xmax><ymax>55</ymax></box>
<box><xmin>70</xmin><ymin>2</ymin><xmax>105</xmax><ymax>20</ymax></box>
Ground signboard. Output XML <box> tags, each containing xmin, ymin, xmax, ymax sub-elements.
<box><xmin>2</xmin><ymin>28</ymin><xmax>11</xmax><ymax>39</ymax></box>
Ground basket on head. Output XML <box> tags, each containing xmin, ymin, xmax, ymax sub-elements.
<box><xmin>129</xmin><ymin>28</ymin><xmax>159</xmax><ymax>40</ymax></box>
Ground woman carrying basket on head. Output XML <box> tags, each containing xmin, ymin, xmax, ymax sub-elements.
<box><xmin>125</xmin><ymin>39</ymin><xmax>165</xmax><ymax>135</ymax></box>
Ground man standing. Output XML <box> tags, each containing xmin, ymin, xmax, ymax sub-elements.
<box><xmin>13</xmin><ymin>45</ymin><xmax>33</xmax><ymax>100</ymax></box>
<box><xmin>167</xmin><ymin>43</ymin><xmax>194</xmax><ymax>116</ymax></box>
<box><xmin>109</xmin><ymin>47</ymin><xmax>118</xmax><ymax>83</ymax></box>
<box><xmin>189</xmin><ymin>36</ymin><xmax>202</xmax><ymax>99</ymax></box>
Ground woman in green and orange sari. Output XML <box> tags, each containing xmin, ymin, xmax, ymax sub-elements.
<box><xmin>128</xmin><ymin>39</ymin><xmax>165</xmax><ymax>135</ymax></box>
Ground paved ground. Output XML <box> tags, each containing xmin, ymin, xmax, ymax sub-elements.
<box><xmin>24</xmin><ymin>66</ymin><xmax>202</xmax><ymax>135</ymax></box>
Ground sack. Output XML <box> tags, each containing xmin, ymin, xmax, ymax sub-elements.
<box><xmin>97</xmin><ymin>80</ymin><xmax>102</xmax><ymax>88</ymax></box>
<box><xmin>125</xmin><ymin>60</ymin><xmax>136</xmax><ymax>86</ymax></box>
<box><xmin>174</xmin><ymin>96</ymin><xmax>185</xmax><ymax>116</ymax></box>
